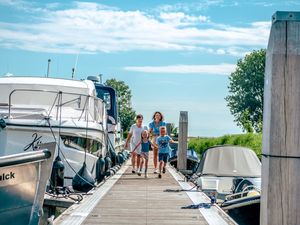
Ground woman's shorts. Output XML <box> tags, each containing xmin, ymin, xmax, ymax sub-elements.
<box><xmin>158</xmin><ymin>153</ymin><xmax>169</xmax><ymax>163</ymax></box>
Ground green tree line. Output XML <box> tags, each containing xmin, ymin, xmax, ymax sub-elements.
<box><xmin>188</xmin><ymin>133</ymin><xmax>262</xmax><ymax>159</ymax></box>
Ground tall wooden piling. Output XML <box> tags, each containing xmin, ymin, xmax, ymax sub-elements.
<box><xmin>178</xmin><ymin>111</ymin><xmax>188</xmax><ymax>171</ymax></box>
<box><xmin>261</xmin><ymin>11</ymin><xmax>300</xmax><ymax>225</ymax></box>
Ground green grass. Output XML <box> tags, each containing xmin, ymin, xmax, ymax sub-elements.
<box><xmin>188</xmin><ymin>133</ymin><xmax>262</xmax><ymax>159</ymax></box>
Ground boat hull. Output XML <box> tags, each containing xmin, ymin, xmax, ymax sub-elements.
<box><xmin>226</xmin><ymin>200</ymin><xmax>260</xmax><ymax>225</ymax></box>
<box><xmin>0</xmin><ymin>142</ymin><xmax>56</xmax><ymax>225</ymax></box>
<box><xmin>0</xmin><ymin>123</ymin><xmax>106</xmax><ymax>184</ymax></box>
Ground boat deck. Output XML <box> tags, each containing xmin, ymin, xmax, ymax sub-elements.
<box><xmin>54</xmin><ymin>152</ymin><xmax>235</xmax><ymax>225</ymax></box>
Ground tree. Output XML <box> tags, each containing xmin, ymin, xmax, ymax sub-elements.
<box><xmin>104</xmin><ymin>79</ymin><xmax>136</xmax><ymax>134</ymax></box>
<box><xmin>225</xmin><ymin>49</ymin><xmax>266</xmax><ymax>133</ymax></box>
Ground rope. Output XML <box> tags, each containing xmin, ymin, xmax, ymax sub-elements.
<box><xmin>181</xmin><ymin>202</ymin><xmax>212</xmax><ymax>209</ymax></box>
<box><xmin>46</xmin><ymin>186</ymin><xmax>84</xmax><ymax>203</ymax></box>
<box><xmin>261</xmin><ymin>153</ymin><xmax>300</xmax><ymax>159</ymax></box>
<box><xmin>164</xmin><ymin>184</ymin><xmax>198</xmax><ymax>192</ymax></box>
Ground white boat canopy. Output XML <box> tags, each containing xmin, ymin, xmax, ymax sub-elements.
<box><xmin>197</xmin><ymin>145</ymin><xmax>261</xmax><ymax>177</ymax></box>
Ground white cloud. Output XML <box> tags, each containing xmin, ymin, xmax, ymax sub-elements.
<box><xmin>0</xmin><ymin>1</ymin><xmax>270</xmax><ymax>55</ymax></box>
<box><xmin>156</xmin><ymin>1</ymin><xmax>224</xmax><ymax>13</ymax></box>
<box><xmin>123</xmin><ymin>63</ymin><xmax>235</xmax><ymax>75</ymax></box>
<box><xmin>159</xmin><ymin>12</ymin><xmax>210</xmax><ymax>26</ymax></box>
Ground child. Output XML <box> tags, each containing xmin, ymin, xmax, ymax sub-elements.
<box><xmin>156</xmin><ymin>126</ymin><xmax>177</xmax><ymax>178</ymax></box>
<box><xmin>125</xmin><ymin>114</ymin><xmax>147</xmax><ymax>173</ymax></box>
<box><xmin>138</xmin><ymin>130</ymin><xmax>155</xmax><ymax>178</ymax></box>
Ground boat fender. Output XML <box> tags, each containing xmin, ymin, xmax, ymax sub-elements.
<box><xmin>96</xmin><ymin>155</ymin><xmax>105</xmax><ymax>182</ymax></box>
<box><xmin>72</xmin><ymin>162</ymin><xmax>95</xmax><ymax>192</ymax></box>
<box><xmin>50</xmin><ymin>155</ymin><xmax>65</xmax><ymax>189</ymax></box>
<box><xmin>104</xmin><ymin>156</ymin><xmax>112</xmax><ymax>177</ymax></box>
<box><xmin>110</xmin><ymin>168</ymin><xmax>116</xmax><ymax>175</ymax></box>
<box><xmin>0</xmin><ymin>118</ymin><xmax>6</xmax><ymax>130</ymax></box>
<box><xmin>124</xmin><ymin>151</ymin><xmax>130</xmax><ymax>159</ymax></box>
<box><xmin>117</xmin><ymin>152</ymin><xmax>124</xmax><ymax>165</ymax></box>
<box><xmin>110</xmin><ymin>149</ymin><xmax>117</xmax><ymax>166</ymax></box>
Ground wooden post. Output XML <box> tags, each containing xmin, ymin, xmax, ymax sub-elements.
<box><xmin>261</xmin><ymin>11</ymin><xmax>300</xmax><ymax>225</ymax></box>
<box><xmin>178</xmin><ymin>111</ymin><xmax>188</xmax><ymax>171</ymax></box>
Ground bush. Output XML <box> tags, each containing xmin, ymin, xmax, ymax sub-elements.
<box><xmin>188</xmin><ymin>133</ymin><xmax>262</xmax><ymax>159</ymax></box>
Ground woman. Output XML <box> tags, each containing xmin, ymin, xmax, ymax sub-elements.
<box><xmin>125</xmin><ymin>114</ymin><xmax>148</xmax><ymax>173</ymax></box>
<box><xmin>149</xmin><ymin>111</ymin><xmax>166</xmax><ymax>174</ymax></box>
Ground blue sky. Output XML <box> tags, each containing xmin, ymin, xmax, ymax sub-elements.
<box><xmin>0</xmin><ymin>0</ymin><xmax>299</xmax><ymax>136</ymax></box>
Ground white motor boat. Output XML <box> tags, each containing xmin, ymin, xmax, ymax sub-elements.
<box><xmin>0</xmin><ymin>76</ymin><xmax>108</xmax><ymax>189</ymax></box>
<box><xmin>0</xmin><ymin>142</ymin><xmax>56</xmax><ymax>225</ymax></box>
<box><xmin>194</xmin><ymin>145</ymin><xmax>261</xmax><ymax>200</ymax></box>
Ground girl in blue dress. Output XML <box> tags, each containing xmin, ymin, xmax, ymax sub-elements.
<box><xmin>138</xmin><ymin>130</ymin><xmax>155</xmax><ymax>178</ymax></box>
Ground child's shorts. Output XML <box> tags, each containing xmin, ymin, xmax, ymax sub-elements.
<box><xmin>140</xmin><ymin>152</ymin><xmax>149</xmax><ymax>160</ymax></box>
<box><xmin>158</xmin><ymin>153</ymin><xmax>169</xmax><ymax>163</ymax></box>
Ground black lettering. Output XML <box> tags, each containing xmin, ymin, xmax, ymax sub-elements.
<box><xmin>0</xmin><ymin>172</ymin><xmax>16</xmax><ymax>181</ymax></box>
<box><xmin>24</xmin><ymin>133</ymin><xmax>43</xmax><ymax>151</ymax></box>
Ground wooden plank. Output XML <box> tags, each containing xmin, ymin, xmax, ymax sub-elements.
<box><xmin>178</xmin><ymin>111</ymin><xmax>188</xmax><ymax>170</ymax></box>
<box><xmin>261</xmin><ymin>11</ymin><xmax>300</xmax><ymax>225</ymax></box>
<box><xmin>81</xmin><ymin>152</ymin><xmax>209</xmax><ymax>225</ymax></box>
<box><xmin>55</xmin><ymin>152</ymin><xmax>232</xmax><ymax>225</ymax></box>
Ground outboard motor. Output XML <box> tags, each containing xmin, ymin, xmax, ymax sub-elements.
<box><xmin>50</xmin><ymin>155</ymin><xmax>65</xmax><ymax>189</ymax></box>
<box><xmin>72</xmin><ymin>162</ymin><xmax>95</xmax><ymax>192</ymax></box>
<box><xmin>96</xmin><ymin>155</ymin><xmax>106</xmax><ymax>182</ymax></box>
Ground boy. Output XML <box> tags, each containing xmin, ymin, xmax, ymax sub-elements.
<box><xmin>156</xmin><ymin>126</ymin><xmax>177</xmax><ymax>178</ymax></box>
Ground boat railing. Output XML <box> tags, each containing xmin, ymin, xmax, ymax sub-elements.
<box><xmin>225</xmin><ymin>185</ymin><xmax>261</xmax><ymax>201</ymax></box>
<box><xmin>7</xmin><ymin>89</ymin><xmax>105</xmax><ymax>123</ymax></box>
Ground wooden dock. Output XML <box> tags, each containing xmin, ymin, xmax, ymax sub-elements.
<box><xmin>54</xmin><ymin>153</ymin><xmax>235</xmax><ymax>225</ymax></box>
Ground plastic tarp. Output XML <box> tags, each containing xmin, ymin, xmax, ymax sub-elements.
<box><xmin>197</xmin><ymin>145</ymin><xmax>261</xmax><ymax>177</ymax></box>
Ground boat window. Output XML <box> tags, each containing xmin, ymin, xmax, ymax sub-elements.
<box><xmin>96</xmin><ymin>89</ymin><xmax>111</xmax><ymax>110</ymax></box>
<box><xmin>61</xmin><ymin>135</ymin><xmax>103</xmax><ymax>154</ymax></box>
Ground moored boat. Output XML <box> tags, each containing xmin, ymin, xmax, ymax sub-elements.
<box><xmin>0</xmin><ymin>76</ymin><xmax>108</xmax><ymax>190</ymax></box>
<box><xmin>0</xmin><ymin>142</ymin><xmax>56</xmax><ymax>225</ymax></box>
<box><xmin>169</xmin><ymin>144</ymin><xmax>200</xmax><ymax>172</ymax></box>
<box><xmin>194</xmin><ymin>145</ymin><xmax>261</xmax><ymax>200</ymax></box>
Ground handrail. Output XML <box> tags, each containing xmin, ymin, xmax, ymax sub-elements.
<box><xmin>0</xmin><ymin>149</ymin><xmax>51</xmax><ymax>167</ymax></box>
<box><xmin>7</xmin><ymin>88</ymin><xmax>104</xmax><ymax>122</ymax></box>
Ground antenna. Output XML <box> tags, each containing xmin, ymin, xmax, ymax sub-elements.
<box><xmin>46</xmin><ymin>59</ymin><xmax>51</xmax><ymax>77</ymax></box>
<box><xmin>71</xmin><ymin>68</ymin><xmax>75</xmax><ymax>79</ymax></box>
<box><xmin>72</xmin><ymin>52</ymin><xmax>80</xmax><ymax>79</ymax></box>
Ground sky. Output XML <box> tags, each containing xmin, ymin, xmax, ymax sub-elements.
<box><xmin>0</xmin><ymin>0</ymin><xmax>299</xmax><ymax>137</ymax></box>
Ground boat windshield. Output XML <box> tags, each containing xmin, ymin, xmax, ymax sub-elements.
<box><xmin>61</xmin><ymin>135</ymin><xmax>103</xmax><ymax>154</ymax></box>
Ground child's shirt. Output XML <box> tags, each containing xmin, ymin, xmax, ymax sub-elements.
<box><xmin>149</xmin><ymin>121</ymin><xmax>166</xmax><ymax>136</ymax></box>
<box><xmin>141</xmin><ymin>140</ymin><xmax>151</xmax><ymax>153</ymax></box>
<box><xmin>156</xmin><ymin>135</ymin><xmax>171</xmax><ymax>154</ymax></box>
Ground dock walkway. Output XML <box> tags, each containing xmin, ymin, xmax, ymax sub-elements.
<box><xmin>54</xmin><ymin>153</ymin><xmax>235</xmax><ymax>225</ymax></box>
